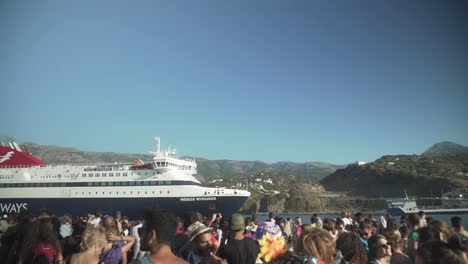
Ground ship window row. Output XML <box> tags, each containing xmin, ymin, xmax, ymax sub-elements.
<box><xmin>155</xmin><ymin>162</ymin><xmax>192</xmax><ymax>170</ymax></box>
<box><xmin>82</xmin><ymin>172</ymin><xmax>129</xmax><ymax>177</ymax></box>
<box><xmin>0</xmin><ymin>180</ymin><xmax>200</xmax><ymax>188</ymax></box>
<box><xmin>74</xmin><ymin>190</ymin><xmax>171</xmax><ymax>196</ymax></box>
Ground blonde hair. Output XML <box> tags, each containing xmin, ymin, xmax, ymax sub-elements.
<box><xmin>82</xmin><ymin>226</ymin><xmax>107</xmax><ymax>250</ymax></box>
<box><xmin>294</xmin><ymin>228</ymin><xmax>336</xmax><ymax>264</ymax></box>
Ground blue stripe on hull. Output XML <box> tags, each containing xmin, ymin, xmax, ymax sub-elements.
<box><xmin>0</xmin><ymin>196</ymin><xmax>248</xmax><ymax>218</ymax></box>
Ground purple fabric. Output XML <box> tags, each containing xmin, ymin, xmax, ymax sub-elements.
<box><xmin>100</xmin><ymin>246</ymin><xmax>122</xmax><ymax>264</ymax></box>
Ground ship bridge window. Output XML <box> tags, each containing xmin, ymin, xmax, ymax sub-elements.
<box><xmin>96</xmin><ymin>173</ymin><xmax>100</xmax><ymax>177</ymax></box>
<box><xmin>101</xmin><ymin>182</ymin><xmax>106</xmax><ymax>186</ymax></box>
<box><xmin>102</xmin><ymin>173</ymin><xmax>107</xmax><ymax>177</ymax></box>
<box><xmin>88</xmin><ymin>173</ymin><xmax>93</xmax><ymax>177</ymax></box>
<box><xmin>115</xmin><ymin>182</ymin><xmax>121</xmax><ymax>186</ymax></box>
<box><xmin>123</xmin><ymin>173</ymin><xmax>127</xmax><ymax>176</ymax></box>
<box><xmin>116</xmin><ymin>173</ymin><xmax>120</xmax><ymax>177</ymax></box>
<box><xmin>143</xmin><ymin>181</ymin><xmax>149</xmax><ymax>186</ymax></box>
<box><xmin>109</xmin><ymin>173</ymin><xmax>113</xmax><ymax>177</ymax></box>
<box><xmin>151</xmin><ymin>181</ymin><xmax>157</xmax><ymax>185</ymax></box>
<box><xmin>129</xmin><ymin>182</ymin><xmax>134</xmax><ymax>186</ymax></box>
<box><xmin>166</xmin><ymin>181</ymin><xmax>171</xmax><ymax>185</ymax></box>
<box><xmin>82</xmin><ymin>173</ymin><xmax>86</xmax><ymax>177</ymax></box>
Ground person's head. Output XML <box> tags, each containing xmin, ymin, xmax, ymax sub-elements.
<box><xmin>400</xmin><ymin>214</ymin><xmax>407</xmax><ymax>226</ymax></box>
<box><xmin>38</xmin><ymin>208</ymin><xmax>52</xmax><ymax>219</ymax></box>
<box><xmin>451</xmin><ymin>216</ymin><xmax>464</xmax><ymax>232</ymax></box>
<box><xmin>93</xmin><ymin>210</ymin><xmax>102</xmax><ymax>218</ymax></box>
<box><xmin>82</xmin><ymin>226</ymin><xmax>107</xmax><ymax>251</ymax></box>
<box><xmin>295</xmin><ymin>217</ymin><xmax>302</xmax><ymax>225</ymax></box>
<box><xmin>229</xmin><ymin>213</ymin><xmax>245</xmax><ymax>232</ymax></box>
<box><xmin>384</xmin><ymin>231</ymin><xmax>403</xmax><ymax>252</ymax></box>
<box><xmin>105</xmin><ymin>225</ymin><xmax>119</xmax><ymax>243</ymax></box>
<box><xmin>139</xmin><ymin>208</ymin><xmax>178</xmax><ymax>252</ymax></box>
<box><xmin>386</xmin><ymin>218</ymin><xmax>399</xmax><ymax>233</ymax></box>
<box><xmin>187</xmin><ymin>221</ymin><xmax>213</xmax><ymax>255</ymax></box>
<box><xmin>416</xmin><ymin>240</ymin><xmax>467</xmax><ymax>264</ymax></box>
<box><xmin>428</xmin><ymin>219</ymin><xmax>453</xmax><ymax>242</ymax></box>
<box><xmin>102</xmin><ymin>215</ymin><xmax>116</xmax><ymax>228</ymax></box>
<box><xmin>294</xmin><ymin>228</ymin><xmax>335</xmax><ymax>264</ymax></box>
<box><xmin>115</xmin><ymin>210</ymin><xmax>122</xmax><ymax>220</ymax></box>
<box><xmin>418</xmin><ymin>226</ymin><xmax>441</xmax><ymax>247</ymax></box>
<box><xmin>407</xmin><ymin>213</ymin><xmax>421</xmax><ymax>230</ymax></box>
<box><xmin>335</xmin><ymin>218</ymin><xmax>345</xmax><ymax>233</ymax></box>
<box><xmin>268</xmin><ymin>212</ymin><xmax>275</xmax><ymax>221</ymax></box>
<box><xmin>359</xmin><ymin>224</ymin><xmax>372</xmax><ymax>240</ymax></box>
<box><xmin>368</xmin><ymin>234</ymin><xmax>392</xmax><ymax>261</ymax></box>
<box><xmin>418</xmin><ymin>211</ymin><xmax>426</xmax><ymax>219</ymax></box>
<box><xmin>335</xmin><ymin>232</ymin><xmax>368</xmax><ymax>264</ymax></box>
<box><xmin>322</xmin><ymin>218</ymin><xmax>335</xmax><ymax>234</ymax></box>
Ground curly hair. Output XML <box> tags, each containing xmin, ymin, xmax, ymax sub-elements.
<box><xmin>336</xmin><ymin>232</ymin><xmax>368</xmax><ymax>264</ymax></box>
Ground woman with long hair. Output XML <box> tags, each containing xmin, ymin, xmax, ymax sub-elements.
<box><xmin>294</xmin><ymin>228</ymin><xmax>336</xmax><ymax>264</ymax></box>
<box><xmin>336</xmin><ymin>232</ymin><xmax>368</xmax><ymax>264</ymax></box>
<box><xmin>18</xmin><ymin>218</ymin><xmax>63</xmax><ymax>264</ymax></box>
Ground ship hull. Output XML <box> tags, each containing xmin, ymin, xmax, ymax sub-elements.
<box><xmin>0</xmin><ymin>196</ymin><xmax>249</xmax><ymax>218</ymax></box>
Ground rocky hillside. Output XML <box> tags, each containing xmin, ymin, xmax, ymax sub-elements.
<box><xmin>422</xmin><ymin>141</ymin><xmax>468</xmax><ymax>157</ymax></box>
<box><xmin>321</xmin><ymin>142</ymin><xmax>468</xmax><ymax>197</ymax></box>
<box><xmin>21</xmin><ymin>143</ymin><xmax>342</xmax><ymax>181</ymax></box>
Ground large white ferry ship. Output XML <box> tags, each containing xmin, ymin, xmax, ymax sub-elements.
<box><xmin>0</xmin><ymin>137</ymin><xmax>250</xmax><ymax>218</ymax></box>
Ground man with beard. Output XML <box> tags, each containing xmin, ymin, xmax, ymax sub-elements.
<box><xmin>131</xmin><ymin>208</ymin><xmax>187</xmax><ymax>264</ymax></box>
<box><xmin>186</xmin><ymin>221</ymin><xmax>225</xmax><ymax>264</ymax></box>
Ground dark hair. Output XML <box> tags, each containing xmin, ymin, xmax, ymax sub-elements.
<box><xmin>417</xmin><ymin>240</ymin><xmax>466</xmax><ymax>264</ymax></box>
<box><xmin>368</xmin><ymin>234</ymin><xmax>386</xmax><ymax>259</ymax></box>
<box><xmin>322</xmin><ymin>218</ymin><xmax>335</xmax><ymax>233</ymax></box>
<box><xmin>335</xmin><ymin>218</ymin><xmax>344</xmax><ymax>227</ymax></box>
<box><xmin>19</xmin><ymin>218</ymin><xmax>59</xmax><ymax>261</ymax></box>
<box><xmin>418</xmin><ymin>211</ymin><xmax>425</xmax><ymax>217</ymax></box>
<box><xmin>270</xmin><ymin>251</ymin><xmax>305</xmax><ymax>264</ymax></box>
<box><xmin>451</xmin><ymin>216</ymin><xmax>463</xmax><ymax>229</ymax></box>
<box><xmin>407</xmin><ymin>213</ymin><xmax>421</xmax><ymax>229</ymax></box>
<box><xmin>141</xmin><ymin>208</ymin><xmax>178</xmax><ymax>245</ymax></box>
<box><xmin>384</xmin><ymin>231</ymin><xmax>402</xmax><ymax>251</ymax></box>
<box><xmin>418</xmin><ymin>226</ymin><xmax>440</xmax><ymax>246</ymax></box>
<box><xmin>386</xmin><ymin>219</ymin><xmax>399</xmax><ymax>233</ymax></box>
<box><xmin>335</xmin><ymin>232</ymin><xmax>367</xmax><ymax>264</ymax></box>
<box><xmin>268</xmin><ymin>212</ymin><xmax>275</xmax><ymax>220</ymax></box>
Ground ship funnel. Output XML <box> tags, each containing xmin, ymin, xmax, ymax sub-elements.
<box><xmin>155</xmin><ymin>137</ymin><xmax>160</xmax><ymax>153</ymax></box>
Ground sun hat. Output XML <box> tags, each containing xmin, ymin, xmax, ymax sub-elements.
<box><xmin>187</xmin><ymin>221</ymin><xmax>212</xmax><ymax>241</ymax></box>
<box><xmin>230</xmin><ymin>213</ymin><xmax>245</xmax><ymax>231</ymax></box>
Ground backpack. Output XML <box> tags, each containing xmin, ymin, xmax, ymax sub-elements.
<box><xmin>32</xmin><ymin>243</ymin><xmax>56</xmax><ymax>264</ymax></box>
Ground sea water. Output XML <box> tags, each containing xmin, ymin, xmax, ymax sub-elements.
<box><xmin>246</xmin><ymin>212</ymin><xmax>468</xmax><ymax>225</ymax></box>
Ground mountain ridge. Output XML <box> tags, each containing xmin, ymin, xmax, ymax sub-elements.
<box><xmin>20</xmin><ymin>142</ymin><xmax>344</xmax><ymax>181</ymax></box>
<box><xmin>320</xmin><ymin>141</ymin><xmax>468</xmax><ymax>197</ymax></box>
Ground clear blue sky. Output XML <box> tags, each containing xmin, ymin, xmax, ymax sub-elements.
<box><xmin>1</xmin><ymin>0</ymin><xmax>467</xmax><ymax>164</ymax></box>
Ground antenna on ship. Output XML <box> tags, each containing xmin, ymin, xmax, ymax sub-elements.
<box><xmin>155</xmin><ymin>136</ymin><xmax>161</xmax><ymax>154</ymax></box>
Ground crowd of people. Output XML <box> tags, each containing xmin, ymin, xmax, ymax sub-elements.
<box><xmin>0</xmin><ymin>208</ymin><xmax>466</xmax><ymax>264</ymax></box>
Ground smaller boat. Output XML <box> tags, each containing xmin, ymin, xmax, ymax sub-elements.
<box><xmin>386</xmin><ymin>189</ymin><xmax>468</xmax><ymax>216</ymax></box>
